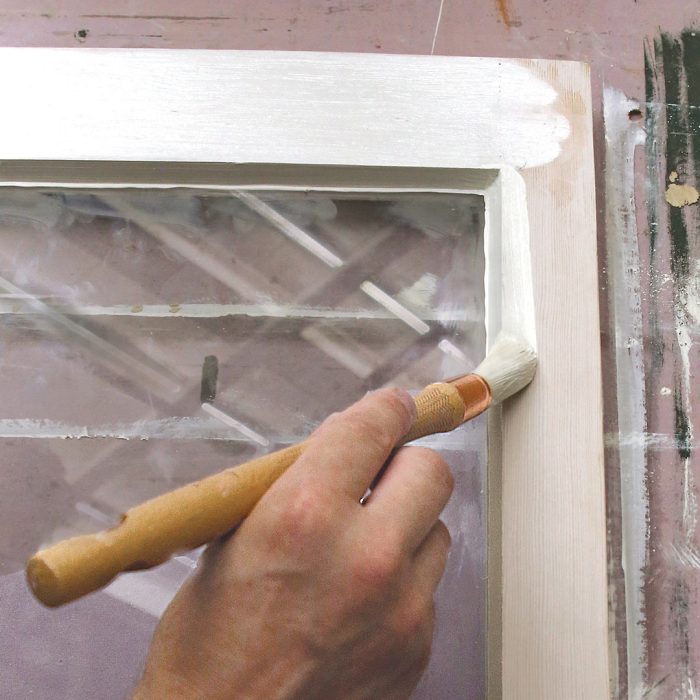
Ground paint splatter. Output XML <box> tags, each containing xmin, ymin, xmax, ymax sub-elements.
<box><xmin>665</xmin><ymin>183</ymin><xmax>699</xmax><ymax>208</ymax></box>
<box><xmin>168</xmin><ymin>303</ymin><xmax>181</xmax><ymax>314</ymax></box>
<box><xmin>494</xmin><ymin>0</ymin><xmax>521</xmax><ymax>27</ymax></box>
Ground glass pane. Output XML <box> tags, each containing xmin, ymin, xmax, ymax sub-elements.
<box><xmin>0</xmin><ymin>187</ymin><xmax>486</xmax><ymax>699</ymax></box>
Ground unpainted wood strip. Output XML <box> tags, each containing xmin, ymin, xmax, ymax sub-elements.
<box><xmin>500</xmin><ymin>60</ymin><xmax>609</xmax><ymax>699</ymax></box>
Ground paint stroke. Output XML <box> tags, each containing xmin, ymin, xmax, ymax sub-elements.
<box><xmin>643</xmin><ymin>30</ymin><xmax>700</xmax><ymax>697</ymax></box>
<box><xmin>495</xmin><ymin>0</ymin><xmax>520</xmax><ymax>28</ymax></box>
<box><xmin>0</xmin><ymin>301</ymin><xmax>475</xmax><ymax>323</ymax></box>
<box><xmin>0</xmin><ymin>417</ymin><xmax>469</xmax><ymax>450</ymax></box>
<box><xmin>603</xmin><ymin>86</ymin><xmax>648</xmax><ymax>699</ymax></box>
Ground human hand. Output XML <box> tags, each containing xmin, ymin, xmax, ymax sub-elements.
<box><xmin>133</xmin><ymin>389</ymin><xmax>454</xmax><ymax>700</ymax></box>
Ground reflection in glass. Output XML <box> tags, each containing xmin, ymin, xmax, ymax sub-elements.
<box><xmin>0</xmin><ymin>188</ymin><xmax>486</xmax><ymax>699</ymax></box>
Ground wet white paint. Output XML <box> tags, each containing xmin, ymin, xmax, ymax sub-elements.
<box><xmin>1</xmin><ymin>50</ymin><xmax>570</xmax><ymax>170</ymax></box>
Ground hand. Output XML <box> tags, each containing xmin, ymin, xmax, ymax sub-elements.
<box><xmin>133</xmin><ymin>389</ymin><xmax>454</xmax><ymax>700</ymax></box>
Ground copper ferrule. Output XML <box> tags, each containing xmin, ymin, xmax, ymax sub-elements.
<box><xmin>446</xmin><ymin>373</ymin><xmax>493</xmax><ymax>422</ymax></box>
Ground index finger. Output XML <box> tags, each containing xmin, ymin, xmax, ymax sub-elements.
<box><xmin>287</xmin><ymin>388</ymin><xmax>416</xmax><ymax>501</ymax></box>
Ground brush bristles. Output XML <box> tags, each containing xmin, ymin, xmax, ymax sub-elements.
<box><xmin>474</xmin><ymin>333</ymin><xmax>537</xmax><ymax>405</ymax></box>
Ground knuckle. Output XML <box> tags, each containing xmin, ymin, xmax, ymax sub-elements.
<box><xmin>434</xmin><ymin>520</ymin><xmax>452</xmax><ymax>552</ymax></box>
<box><xmin>350</xmin><ymin>538</ymin><xmax>404</xmax><ymax>596</ymax></box>
<box><xmin>275</xmin><ymin>487</ymin><xmax>333</xmax><ymax>545</ymax></box>
<box><xmin>390</xmin><ymin>594</ymin><xmax>434</xmax><ymax>646</ymax></box>
<box><xmin>310</xmin><ymin>410</ymin><xmax>342</xmax><ymax>437</ymax></box>
<box><xmin>412</xmin><ymin>447</ymin><xmax>454</xmax><ymax>494</ymax></box>
<box><xmin>375</xmin><ymin>388</ymin><xmax>414</xmax><ymax>424</ymax></box>
<box><xmin>344</xmin><ymin>414</ymin><xmax>396</xmax><ymax>454</ymax></box>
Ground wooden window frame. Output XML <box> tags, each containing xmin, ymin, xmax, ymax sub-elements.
<box><xmin>0</xmin><ymin>48</ymin><xmax>608</xmax><ymax>699</ymax></box>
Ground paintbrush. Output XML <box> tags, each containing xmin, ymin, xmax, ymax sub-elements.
<box><xmin>26</xmin><ymin>332</ymin><xmax>536</xmax><ymax>608</ymax></box>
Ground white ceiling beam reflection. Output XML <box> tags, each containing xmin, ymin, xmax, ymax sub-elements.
<box><xmin>0</xmin><ymin>274</ymin><xmax>181</xmax><ymax>396</ymax></box>
<box><xmin>75</xmin><ymin>500</ymin><xmax>201</xmax><ymax>572</ymax></box>
<box><xmin>98</xmin><ymin>193</ymin><xmax>266</xmax><ymax>302</ymax></box>
<box><xmin>438</xmin><ymin>338</ymin><xmax>469</xmax><ymax>362</ymax></box>
<box><xmin>200</xmin><ymin>402</ymin><xmax>270</xmax><ymax>448</ymax></box>
<box><xmin>360</xmin><ymin>281</ymin><xmax>430</xmax><ymax>335</ymax></box>
<box><xmin>233</xmin><ymin>191</ymin><xmax>344</xmax><ymax>269</ymax></box>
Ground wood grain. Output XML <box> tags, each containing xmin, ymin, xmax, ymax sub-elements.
<box><xmin>499</xmin><ymin>61</ymin><xmax>609</xmax><ymax>699</ymax></box>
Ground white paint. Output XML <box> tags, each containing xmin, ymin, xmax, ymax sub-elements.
<box><xmin>397</xmin><ymin>272</ymin><xmax>439</xmax><ymax>309</ymax></box>
<box><xmin>603</xmin><ymin>87</ymin><xmax>648</xmax><ymax>698</ymax></box>
<box><xmin>0</xmin><ymin>49</ymin><xmax>569</xmax><ymax>171</ymax></box>
<box><xmin>474</xmin><ymin>333</ymin><xmax>537</xmax><ymax>404</ymax></box>
<box><xmin>0</xmin><ymin>416</ymin><xmax>471</xmax><ymax>450</ymax></box>
<box><xmin>604</xmin><ymin>431</ymin><xmax>696</xmax><ymax>450</ymax></box>
<box><xmin>660</xmin><ymin>386</ymin><xmax>672</xmax><ymax>396</ymax></box>
<box><xmin>483</xmin><ymin>166</ymin><xmax>537</xmax><ymax>350</ymax></box>
<box><xmin>0</xmin><ymin>300</ymin><xmax>476</xmax><ymax>322</ymax></box>
<box><xmin>686</xmin><ymin>259</ymin><xmax>700</xmax><ymax>331</ymax></box>
<box><xmin>0</xmin><ymin>417</ymin><xmax>266</xmax><ymax>442</ymax></box>
<box><xmin>670</xmin><ymin>541</ymin><xmax>700</xmax><ymax>571</ymax></box>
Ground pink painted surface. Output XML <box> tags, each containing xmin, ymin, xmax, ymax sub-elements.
<box><xmin>2</xmin><ymin>2</ymin><xmax>700</xmax><ymax>698</ymax></box>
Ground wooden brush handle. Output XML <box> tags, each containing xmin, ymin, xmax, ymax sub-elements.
<box><xmin>26</xmin><ymin>383</ymin><xmax>467</xmax><ymax>607</ymax></box>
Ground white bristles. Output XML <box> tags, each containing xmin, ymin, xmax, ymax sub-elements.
<box><xmin>474</xmin><ymin>333</ymin><xmax>537</xmax><ymax>404</ymax></box>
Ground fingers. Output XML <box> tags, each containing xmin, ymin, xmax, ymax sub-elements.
<box><xmin>285</xmin><ymin>388</ymin><xmax>416</xmax><ymax>500</ymax></box>
<box><xmin>412</xmin><ymin>520</ymin><xmax>452</xmax><ymax>600</ymax></box>
<box><xmin>364</xmin><ymin>446</ymin><xmax>454</xmax><ymax>553</ymax></box>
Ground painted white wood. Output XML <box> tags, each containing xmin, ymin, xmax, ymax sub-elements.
<box><xmin>0</xmin><ymin>50</ymin><xmax>608</xmax><ymax>700</ymax></box>
<box><xmin>0</xmin><ymin>49</ymin><xmax>568</xmax><ymax>169</ymax></box>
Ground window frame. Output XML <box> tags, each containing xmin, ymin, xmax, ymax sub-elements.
<box><xmin>0</xmin><ymin>48</ymin><xmax>608</xmax><ymax>700</ymax></box>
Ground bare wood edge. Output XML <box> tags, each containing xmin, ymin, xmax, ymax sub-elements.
<box><xmin>499</xmin><ymin>60</ymin><xmax>609</xmax><ymax>699</ymax></box>
<box><xmin>487</xmin><ymin>406</ymin><xmax>504</xmax><ymax>699</ymax></box>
